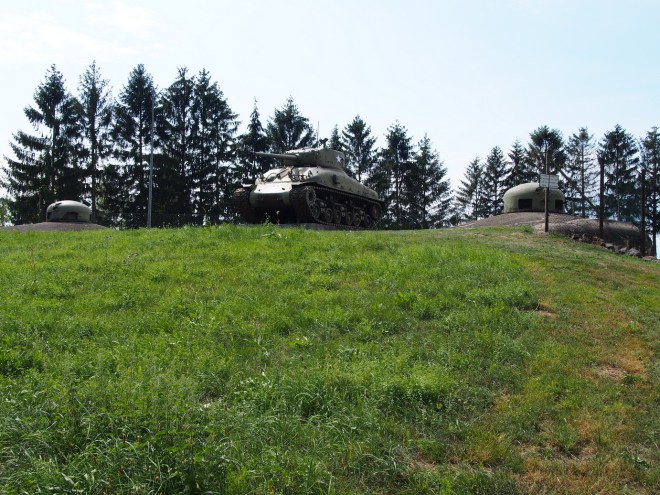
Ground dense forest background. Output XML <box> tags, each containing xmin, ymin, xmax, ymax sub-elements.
<box><xmin>1</xmin><ymin>63</ymin><xmax>658</xmax><ymax>253</ymax></box>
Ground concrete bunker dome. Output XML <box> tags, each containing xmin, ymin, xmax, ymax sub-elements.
<box><xmin>503</xmin><ymin>182</ymin><xmax>565</xmax><ymax>214</ymax></box>
<box><xmin>46</xmin><ymin>200</ymin><xmax>92</xmax><ymax>222</ymax></box>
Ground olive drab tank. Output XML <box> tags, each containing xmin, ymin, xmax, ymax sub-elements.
<box><xmin>233</xmin><ymin>146</ymin><xmax>384</xmax><ymax>228</ymax></box>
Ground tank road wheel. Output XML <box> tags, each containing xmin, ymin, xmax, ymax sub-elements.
<box><xmin>363</xmin><ymin>213</ymin><xmax>374</xmax><ymax>228</ymax></box>
<box><xmin>343</xmin><ymin>207</ymin><xmax>353</xmax><ymax>226</ymax></box>
<box><xmin>309</xmin><ymin>202</ymin><xmax>321</xmax><ymax>221</ymax></box>
<box><xmin>292</xmin><ymin>186</ymin><xmax>321</xmax><ymax>222</ymax></box>
<box><xmin>303</xmin><ymin>186</ymin><xmax>317</xmax><ymax>206</ymax></box>
<box><xmin>322</xmin><ymin>207</ymin><xmax>333</xmax><ymax>223</ymax></box>
<box><xmin>332</xmin><ymin>207</ymin><xmax>342</xmax><ymax>224</ymax></box>
<box><xmin>352</xmin><ymin>209</ymin><xmax>363</xmax><ymax>227</ymax></box>
<box><xmin>303</xmin><ymin>187</ymin><xmax>321</xmax><ymax>220</ymax></box>
<box><xmin>318</xmin><ymin>200</ymin><xmax>332</xmax><ymax>223</ymax></box>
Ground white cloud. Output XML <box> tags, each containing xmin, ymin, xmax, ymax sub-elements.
<box><xmin>0</xmin><ymin>13</ymin><xmax>138</xmax><ymax>64</ymax></box>
<box><xmin>0</xmin><ymin>1</ymin><xmax>165</xmax><ymax>65</ymax></box>
<box><xmin>81</xmin><ymin>0</ymin><xmax>164</xmax><ymax>38</ymax></box>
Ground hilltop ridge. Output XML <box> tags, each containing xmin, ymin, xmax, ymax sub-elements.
<box><xmin>0</xmin><ymin>225</ymin><xmax>657</xmax><ymax>494</ymax></box>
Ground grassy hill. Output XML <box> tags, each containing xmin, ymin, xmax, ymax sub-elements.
<box><xmin>0</xmin><ymin>225</ymin><xmax>657</xmax><ymax>494</ymax></box>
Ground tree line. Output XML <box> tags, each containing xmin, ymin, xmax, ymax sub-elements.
<box><xmin>1</xmin><ymin>63</ymin><xmax>658</xmax><ymax>253</ymax></box>
<box><xmin>0</xmin><ymin>63</ymin><xmax>451</xmax><ymax>230</ymax></box>
<box><xmin>456</xmin><ymin>125</ymin><xmax>660</xmax><ymax>254</ymax></box>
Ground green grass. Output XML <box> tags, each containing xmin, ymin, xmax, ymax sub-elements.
<box><xmin>0</xmin><ymin>225</ymin><xmax>657</xmax><ymax>494</ymax></box>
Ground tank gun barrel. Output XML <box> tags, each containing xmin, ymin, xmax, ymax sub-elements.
<box><xmin>254</xmin><ymin>152</ymin><xmax>300</xmax><ymax>161</ymax></box>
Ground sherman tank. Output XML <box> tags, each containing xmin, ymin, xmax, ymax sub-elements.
<box><xmin>233</xmin><ymin>146</ymin><xmax>384</xmax><ymax>228</ymax></box>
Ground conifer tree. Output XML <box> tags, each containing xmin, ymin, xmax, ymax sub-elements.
<box><xmin>481</xmin><ymin>146</ymin><xmax>508</xmax><ymax>216</ymax></box>
<box><xmin>190</xmin><ymin>69</ymin><xmax>238</xmax><ymax>222</ymax></box>
<box><xmin>236</xmin><ymin>99</ymin><xmax>270</xmax><ymax>182</ymax></box>
<box><xmin>3</xmin><ymin>65</ymin><xmax>82</xmax><ymax>223</ymax></box>
<box><xmin>99</xmin><ymin>161</ymin><xmax>125</xmax><ymax>227</ymax></box>
<box><xmin>372</xmin><ymin>122</ymin><xmax>414</xmax><ymax>229</ymax></box>
<box><xmin>504</xmin><ymin>140</ymin><xmax>535</xmax><ymax>189</ymax></box>
<box><xmin>456</xmin><ymin>157</ymin><xmax>484</xmax><ymax>221</ymax></box>
<box><xmin>266</xmin><ymin>97</ymin><xmax>315</xmax><ymax>152</ymax></box>
<box><xmin>0</xmin><ymin>196</ymin><xmax>10</xmax><ymax>226</ymax></box>
<box><xmin>341</xmin><ymin>115</ymin><xmax>377</xmax><ymax>183</ymax></box>
<box><xmin>641</xmin><ymin>127</ymin><xmax>660</xmax><ymax>255</ymax></box>
<box><xmin>328</xmin><ymin>125</ymin><xmax>341</xmax><ymax>151</ymax></box>
<box><xmin>445</xmin><ymin>196</ymin><xmax>463</xmax><ymax>227</ymax></box>
<box><xmin>597</xmin><ymin>125</ymin><xmax>639</xmax><ymax>222</ymax></box>
<box><xmin>158</xmin><ymin>67</ymin><xmax>195</xmax><ymax>223</ymax></box>
<box><xmin>113</xmin><ymin>64</ymin><xmax>157</xmax><ymax>227</ymax></box>
<box><xmin>403</xmin><ymin>135</ymin><xmax>451</xmax><ymax>228</ymax></box>
<box><xmin>527</xmin><ymin>126</ymin><xmax>566</xmax><ymax>177</ymax></box>
<box><xmin>564</xmin><ymin>127</ymin><xmax>597</xmax><ymax>217</ymax></box>
<box><xmin>76</xmin><ymin>61</ymin><xmax>113</xmax><ymax>222</ymax></box>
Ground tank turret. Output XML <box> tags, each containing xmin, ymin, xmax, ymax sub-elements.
<box><xmin>233</xmin><ymin>146</ymin><xmax>383</xmax><ymax>228</ymax></box>
<box><xmin>254</xmin><ymin>148</ymin><xmax>346</xmax><ymax>170</ymax></box>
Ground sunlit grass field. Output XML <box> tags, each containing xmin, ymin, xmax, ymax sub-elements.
<box><xmin>0</xmin><ymin>225</ymin><xmax>657</xmax><ymax>494</ymax></box>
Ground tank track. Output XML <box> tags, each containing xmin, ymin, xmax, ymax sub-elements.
<box><xmin>290</xmin><ymin>184</ymin><xmax>383</xmax><ymax>229</ymax></box>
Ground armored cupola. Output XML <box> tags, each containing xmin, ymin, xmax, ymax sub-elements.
<box><xmin>503</xmin><ymin>183</ymin><xmax>565</xmax><ymax>213</ymax></box>
<box><xmin>46</xmin><ymin>200</ymin><xmax>92</xmax><ymax>222</ymax></box>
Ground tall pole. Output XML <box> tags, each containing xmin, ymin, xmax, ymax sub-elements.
<box><xmin>148</xmin><ymin>95</ymin><xmax>154</xmax><ymax>228</ymax></box>
<box><xmin>640</xmin><ymin>167</ymin><xmax>646</xmax><ymax>255</ymax></box>
<box><xmin>598</xmin><ymin>156</ymin><xmax>605</xmax><ymax>239</ymax></box>
<box><xmin>544</xmin><ymin>142</ymin><xmax>549</xmax><ymax>233</ymax></box>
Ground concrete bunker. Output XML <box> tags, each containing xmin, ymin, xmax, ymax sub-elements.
<box><xmin>46</xmin><ymin>200</ymin><xmax>92</xmax><ymax>222</ymax></box>
<box><xmin>503</xmin><ymin>182</ymin><xmax>565</xmax><ymax>214</ymax></box>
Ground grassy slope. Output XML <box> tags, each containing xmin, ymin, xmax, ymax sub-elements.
<box><xmin>0</xmin><ymin>225</ymin><xmax>657</xmax><ymax>494</ymax></box>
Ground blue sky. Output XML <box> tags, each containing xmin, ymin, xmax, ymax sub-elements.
<box><xmin>1</xmin><ymin>0</ymin><xmax>659</xmax><ymax>189</ymax></box>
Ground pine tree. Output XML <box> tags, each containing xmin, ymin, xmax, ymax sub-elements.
<box><xmin>372</xmin><ymin>122</ymin><xmax>414</xmax><ymax>229</ymax></box>
<box><xmin>445</xmin><ymin>195</ymin><xmax>463</xmax><ymax>227</ymax></box>
<box><xmin>76</xmin><ymin>61</ymin><xmax>113</xmax><ymax>223</ymax></box>
<box><xmin>236</xmin><ymin>99</ymin><xmax>270</xmax><ymax>183</ymax></box>
<box><xmin>99</xmin><ymin>161</ymin><xmax>125</xmax><ymax>227</ymax></box>
<box><xmin>266</xmin><ymin>97</ymin><xmax>315</xmax><ymax>152</ymax></box>
<box><xmin>403</xmin><ymin>135</ymin><xmax>451</xmax><ymax>228</ymax></box>
<box><xmin>0</xmin><ymin>196</ymin><xmax>10</xmax><ymax>226</ymax></box>
<box><xmin>190</xmin><ymin>69</ymin><xmax>238</xmax><ymax>223</ymax></box>
<box><xmin>2</xmin><ymin>65</ymin><xmax>82</xmax><ymax>223</ymax></box>
<box><xmin>456</xmin><ymin>157</ymin><xmax>484</xmax><ymax>221</ymax></box>
<box><xmin>481</xmin><ymin>146</ymin><xmax>508</xmax><ymax>216</ymax></box>
<box><xmin>159</xmin><ymin>67</ymin><xmax>195</xmax><ymax>223</ymax></box>
<box><xmin>598</xmin><ymin>125</ymin><xmax>639</xmax><ymax>222</ymax></box>
<box><xmin>641</xmin><ymin>127</ymin><xmax>660</xmax><ymax>255</ymax></box>
<box><xmin>340</xmin><ymin>115</ymin><xmax>377</xmax><ymax>183</ymax></box>
<box><xmin>113</xmin><ymin>64</ymin><xmax>157</xmax><ymax>227</ymax></box>
<box><xmin>504</xmin><ymin>140</ymin><xmax>534</xmax><ymax>189</ymax></box>
<box><xmin>328</xmin><ymin>125</ymin><xmax>341</xmax><ymax>151</ymax></box>
<box><xmin>527</xmin><ymin>126</ymin><xmax>566</xmax><ymax>178</ymax></box>
<box><xmin>564</xmin><ymin>127</ymin><xmax>597</xmax><ymax>217</ymax></box>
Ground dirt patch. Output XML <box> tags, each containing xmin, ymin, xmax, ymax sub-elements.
<box><xmin>409</xmin><ymin>453</ymin><xmax>439</xmax><ymax>473</ymax></box>
<box><xmin>615</xmin><ymin>338</ymin><xmax>649</xmax><ymax>376</ymax></box>
<box><xmin>595</xmin><ymin>365</ymin><xmax>626</xmax><ymax>381</ymax></box>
